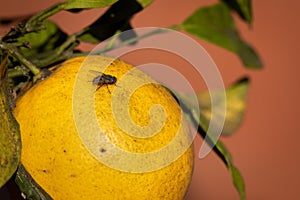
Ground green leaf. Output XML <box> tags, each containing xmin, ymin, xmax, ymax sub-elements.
<box><xmin>166</xmin><ymin>85</ymin><xmax>246</xmax><ymax>200</ymax></box>
<box><xmin>136</xmin><ymin>0</ymin><xmax>153</xmax><ymax>8</ymax></box>
<box><xmin>198</xmin><ymin>77</ymin><xmax>249</xmax><ymax>136</ymax></box>
<box><xmin>15</xmin><ymin>164</ymin><xmax>53</xmax><ymax>200</ymax></box>
<box><xmin>181</xmin><ymin>2</ymin><xmax>263</xmax><ymax>69</ymax></box>
<box><xmin>78</xmin><ymin>32</ymin><xmax>101</xmax><ymax>44</ymax></box>
<box><xmin>230</xmin><ymin>165</ymin><xmax>246</xmax><ymax>200</ymax></box>
<box><xmin>222</xmin><ymin>0</ymin><xmax>252</xmax><ymax>24</ymax></box>
<box><xmin>178</xmin><ymin>96</ymin><xmax>246</xmax><ymax>200</ymax></box>
<box><xmin>0</xmin><ymin>56</ymin><xmax>21</xmax><ymax>188</ymax></box>
<box><xmin>214</xmin><ymin>140</ymin><xmax>246</xmax><ymax>200</ymax></box>
<box><xmin>18</xmin><ymin>20</ymin><xmax>67</xmax><ymax>58</ymax></box>
<box><xmin>78</xmin><ymin>0</ymin><xmax>143</xmax><ymax>43</ymax></box>
<box><xmin>170</xmin><ymin>77</ymin><xmax>249</xmax><ymax>136</ymax></box>
<box><xmin>64</xmin><ymin>0</ymin><xmax>118</xmax><ymax>10</ymax></box>
<box><xmin>184</xmin><ymin>106</ymin><xmax>246</xmax><ymax>200</ymax></box>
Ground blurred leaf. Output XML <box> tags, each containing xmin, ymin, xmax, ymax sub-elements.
<box><xmin>78</xmin><ymin>0</ymin><xmax>143</xmax><ymax>43</ymax></box>
<box><xmin>171</xmin><ymin>77</ymin><xmax>249</xmax><ymax>136</ymax></box>
<box><xmin>198</xmin><ymin>77</ymin><xmax>249</xmax><ymax>136</ymax></box>
<box><xmin>0</xmin><ymin>56</ymin><xmax>21</xmax><ymax>188</ymax></box>
<box><xmin>64</xmin><ymin>0</ymin><xmax>118</xmax><ymax>10</ymax></box>
<box><xmin>222</xmin><ymin>0</ymin><xmax>252</xmax><ymax>24</ymax></box>
<box><xmin>136</xmin><ymin>0</ymin><xmax>153</xmax><ymax>8</ymax></box>
<box><xmin>181</xmin><ymin>2</ymin><xmax>263</xmax><ymax>69</ymax></box>
<box><xmin>18</xmin><ymin>20</ymin><xmax>67</xmax><ymax>58</ymax></box>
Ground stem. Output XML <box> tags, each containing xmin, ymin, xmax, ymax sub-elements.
<box><xmin>35</xmin><ymin>28</ymin><xmax>88</xmax><ymax>67</ymax></box>
<box><xmin>7</xmin><ymin>67</ymin><xmax>27</xmax><ymax>78</ymax></box>
<box><xmin>102</xmin><ymin>31</ymin><xmax>121</xmax><ymax>52</ymax></box>
<box><xmin>25</xmin><ymin>28</ymin><xmax>173</xmax><ymax>70</ymax></box>
<box><xmin>93</xmin><ymin>28</ymin><xmax>169</xmax><ymax>55</ymax></box>
<box><xmin>166</xmin><ymin>87</ymin><xmax>228</xmax><ymax>165</ymax></box>
<box><xmin>0</xmin><ymin>43</ymin><xmax>40</xmax><ymax>76</ymax></box>
<box><xmin>25</xmin><ymin>3</ymin><xmax>66</xmax><ymax>31</ymax></box>
<box><xmin>42</xmin><ymin>28</ymin><xmax>171</xmax><ymax>65</ymax></box>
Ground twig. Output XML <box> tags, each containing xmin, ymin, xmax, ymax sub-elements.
<box><xmin>25</xmin><ymin>3</ymin><xmax>67</xmax><ymax>32</ymax></box>
<box><xmin>0</xmin><ymin>42</ymin><xmax>40</xmax><ymax>76</ymax></box>
<box><xmin>93</xmin><ymin>28</ymin><xmax>168</xmax><ymax>55</ymax></box>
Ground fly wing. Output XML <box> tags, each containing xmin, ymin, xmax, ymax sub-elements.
<box><xmin>88</xmin><ymin>70</ymin><xmax>104</xmax><ymax>76</ymax></box>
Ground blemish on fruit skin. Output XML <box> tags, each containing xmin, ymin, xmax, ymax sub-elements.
<box><xmin>63</xmin><ymin>149</ymin><xmax>67</xmax><ymax>153</ymax></box>
<box><xmin>70</xmin><ymin>174</ymin><xmax>76</xmax><ymax>178</ymax></box>
<box><xmin>42</xmin><ymin>169</ymin><xmax>47</xmax><ymax>173</ymax></box>
<box><xmin>100</xmin><ymin>148</ymin><xmax>106</xmax><ymax>153</ymax></box>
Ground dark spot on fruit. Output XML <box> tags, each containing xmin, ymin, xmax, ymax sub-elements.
<box><xmin>100</xmin><ymin>148</ymin><xmax>106</xmax><ymax>153</ymax></box>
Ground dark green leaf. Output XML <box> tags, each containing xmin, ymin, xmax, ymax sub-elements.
<box><xmin>66</xmin><ymin>8</ymin><xmax>84</xmax><ymax>13</ymax></box>
<box><xmin>64</xmin><ymin>0</ymin><xmax>118</xmax><ymax>10</ymax></box>
<box><xmin>18</xmin><ymin>20</ymin><xmax>67</xmax><ymax>58</ymax></box>
<box><xmin>222</xmin><ymin>0</ymin><xmax>252</xmax><ymax>24</ymax></box>
<box><xmin>0</xmin><ymin>56</ymin><xmax>21</xmax><ymax>188</ymax></box>
<box><xmin>181</xmin><ymin>2</ymin><xmax>263</xmax><ymax>69</ymax></box>
<box><xmin>78</xmin><ymin>0</ymin><xmax>143</xmax><ymax>43</ymax></box>
<box><xmin>15</xmin><ymin>164</ymin><xmax>53</xmax><ymax>200</ymax></box>
<box><xmin>198</xmin><ymin>77</ymin><xmax>250</xmax><ymax>136</ymax></box>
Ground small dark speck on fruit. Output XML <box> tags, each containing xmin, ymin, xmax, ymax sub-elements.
<box><xmin>100</xmin><ymin>148</ymin><xmax>106</xmax><ymax>153</ymax></box>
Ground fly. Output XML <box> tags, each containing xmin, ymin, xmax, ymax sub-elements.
<box><xmin>89</xmin><ymin>70</ymin><xmax>117</xmax><ymax>93</ymax></box>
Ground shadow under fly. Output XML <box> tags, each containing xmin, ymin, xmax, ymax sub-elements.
<box><xmin>88</xmin><ymin>70</ymin><xmax>117</xmax><ymax>93</ymax></box>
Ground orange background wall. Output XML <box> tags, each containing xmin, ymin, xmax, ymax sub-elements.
<box><xmin>1</xmin><ymin>0</ymin><xmax>299</xmax><ymax>199</ymax></box>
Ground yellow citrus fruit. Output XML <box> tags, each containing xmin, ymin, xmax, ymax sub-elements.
<box><xmin>14</xmin><ymin>56</ymin><xmax>194</xmax><ymax>200</ymax></box>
